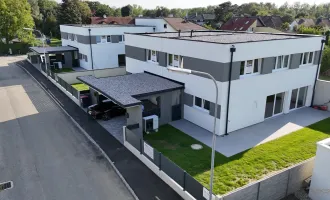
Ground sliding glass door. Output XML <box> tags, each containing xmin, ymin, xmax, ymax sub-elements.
<box><xmin>265</xmin><ymin>92</ymin><xmax>285</xmax><ymax>118</ymax></box>
<box><xmin>290</xmin><ymin>86</ymin><xmax>308</xmax><ymax>110</ymax></box>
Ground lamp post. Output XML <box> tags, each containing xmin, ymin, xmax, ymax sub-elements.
<box><xmin>167</xmin><ymin>67</ymin><xmax>218</xmax><ymax>200</ymax></box>
<box><xmin>23</xmin><ymin>28</ymin><xmax>47</xmax><ymax>74</ymax></box>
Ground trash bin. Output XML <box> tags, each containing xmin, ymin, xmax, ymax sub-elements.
<box><xmin>80</xmin><ymin>95</ymin><xmax>91</xmax><ymax>108</ymax></box>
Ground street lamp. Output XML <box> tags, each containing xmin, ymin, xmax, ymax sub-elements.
<box><xmin>167</xmin><ymin>66</ymin><xmax>218</xmax><ymax>200</ymax></box>
<box><xmin>23</xmin><ymin>28</ymin><xmax>47</xmax><ymax>74</ymax></box>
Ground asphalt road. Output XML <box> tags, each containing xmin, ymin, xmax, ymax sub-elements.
<box><xmin>0</xmin><ymin>56</ymin><xmax>135</xmax><ymax>200</ymax></box>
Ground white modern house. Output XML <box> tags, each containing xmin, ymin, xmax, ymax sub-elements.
<box><xmin>60</xmin><ymin>24</ymin><xmax>154</xmax><ymax>70</ymax></box>
<box><xmin>124</xmin><ymin>31</ymin><xmax>323</xmax><ymax>135</ymax></box>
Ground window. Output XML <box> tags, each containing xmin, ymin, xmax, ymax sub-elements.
<box><xmin>74</xmin><ymin>34</ymin><xmax>77</xmax><ymax>41</ymax></box>
<box><xmin>74</xmin><ymin>51</ymin><xmax>78</xmax><ymax>59</ymax></box>
<box><xmin>147</xmin><ymin>49</ymin><xmax>158</xmax><ymax>63</ymax></box>
<box><xmin>164</xmin><ymin>24</ymin><xmax>167</xmax><ymax>28</ymax></box>
<box><xmin>96</xmin><ymin>36</ymin><xmax>101</xmax><ymax>43</ymax></box>
<box><xmin>290</xmin><ymin>86</ymin><xmax>308</xmax><ymax>110</ymax></box>
<box><xmin>301</xmin><ymin>52</ymin><xmax>314</xmax><ymax>65</ymax></box>
<box><xmin>168</xmin><ymin>54</ymin><xmax>181</xmax><ymax>68</ymax></box>
<box><xmin>119</xmin><ymin>35</ymin><xmax>124</xmax><ymax>42</ymax></box>
<box><xmin>100</xmin><ymin>35</ymin><xmax>107</xmax><ymax>43</ymax></box>
<box><xmin>194</xmin><ymin>96</ymin><xmax>210</xmax><ymax>112</ymax></box>
<box><xmin>274</xmin><ymin>55</ymin><xmax>290</xmax><ymax>70</ymax></box>
<box><xmin>240</xmin><ymin>59</ymin><xmax>261</xmax><ymax>76</ymax></box>
<box><xmin>79</xmin><ymin>53</ymin><xmax>82</xmax><ymax>60</ymax></box>
<box><xmin>118</xmin><ymin>54</ymin><xmax>126</xmax><ymax>66</ymax></box>
<box><xmin>107</xmin><ymin>36</ymin><xmax>111</xmax><ymax>43</ymax></box>
<box><xmin>84</xmin><ymin>55</ymin><xmax>88</xmax><ymax>62</ymax></box>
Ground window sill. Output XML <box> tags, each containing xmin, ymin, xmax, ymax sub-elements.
<box><xmin>300</xmin><ymin>63</ymin><xmax>314</xmax><ymax>67</ymax></box>
<box><xmin>272</xmin><ymin>68</ymin><xmax>289</xmax><ymax>72</ymax></box>
<box><xmin>193</xmin><ymin>105</ymin><xmax>210</xmax><ymax>114</ymax></box>
<box><xmin>239</xmin><ymin>73</ymin><xmax>260</xmax><ymax>79</ymax></box>
<box><xmin>147</xmin><ymin>60</ymin><xmax>159</xmax><ymax>64</ymax></box>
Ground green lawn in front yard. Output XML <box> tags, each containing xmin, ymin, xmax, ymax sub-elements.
<box><xmin>49</xmin><ymin>38</ymin><xmax>61</xmax><ymax>47</ymax></box>
<box><xmin>71</xmin><ymin>83</ymin><xmax>89</xmax><ymax>91</ymax></box>
<box><xmin>51</xmin><ymin>68</ymin><xmax>74</xmax><ymax>73</ymax></box>
<box><xmin>319</xmin><ymin>75</ymin><xmax>330</xmax><ymax>81</ymax></box>
<box><xmin>144</xmin><ymin>118</ymin><xmax>330</xmax><ymax>195</ymax></box>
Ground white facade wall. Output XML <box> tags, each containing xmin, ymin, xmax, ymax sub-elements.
<box><xmin>125</xmin><ymin>33</ymin><xmax>323</xmax><ymax>135</ymax></box>
<box><xmin>135</xmin><ymin>18</ymin><xmax>176</xmax><ymax>32</ymax></box>
<box><xmin>60</xmin><ymin>25</ymin><xmax>154</xmax><ymax>70</ymax></box>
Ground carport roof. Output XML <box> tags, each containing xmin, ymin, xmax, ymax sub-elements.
<box><xmin>77</xmin><ymin>73</ymin><xmax>184</xmax><ymax>107</ymax></box>
<box><xmin>29</xmin><ymin>46</ymin><xmax>77</xmax><ymax>54</ymax></box>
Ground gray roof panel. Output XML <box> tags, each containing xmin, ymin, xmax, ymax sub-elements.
<box><xmin>29</xmin><ymin>46</ymin><xmax>77</xmax><ymax>54</ymax></box>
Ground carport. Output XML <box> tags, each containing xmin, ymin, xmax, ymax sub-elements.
<box><xmin>78</xmin><ymin>73</ymin><xmax>184</xmax><ymax>138</ymax></box>
<box><xmin>28</xmin><ymin>46</ymin><xmax>79</xmax><ymax>72</ymax></box>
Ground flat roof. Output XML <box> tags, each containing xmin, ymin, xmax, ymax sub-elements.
<box><xmin>29</xmin><ymin>46</ymin><xmax>77</xmax><ymax>54</ymax></box>
<box><xmin>128</xmin><ymin>31</ymin><xmax>322</xmax><ymax>44</ymax></box>
<box><xmin>78</xmin><ymin>73</ymin><xmax>184</xmax><ymax>107</ymax></box>
<box><xmin>62</xmin><ymin>24</ymin><xmax>153</xmax><ymax>28</ymax></box>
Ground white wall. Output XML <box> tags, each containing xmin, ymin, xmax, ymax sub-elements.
<box><xmin>135</xmin><ymin>18</ymin><xmax>176</xmax><ymax>32</ymax></box>
<box><xmin>62</xmin><ymin>39</ymin><xmax>92</xmax><ymax>69</ymax></box>
<box><xmin>310</xmin><ymin>138</ymin><xmax>330</xmax><ymax>200</ymax></box>
<box><xmin>314</xmin><ymin>80</ymin><xmax>330</xmax><ymax>110</ymax></box>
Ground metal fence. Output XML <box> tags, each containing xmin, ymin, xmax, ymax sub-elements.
<box><xmin>56</xmin><ymin>76</ymin><xmax>80</xmax><ymax>100</ymax></box>
<box><xmin>125</xmin><ymin>127</ymin><xmax>206</xmax><ymax>200</ymax></box>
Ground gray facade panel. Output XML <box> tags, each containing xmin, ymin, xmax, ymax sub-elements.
<box><xmin>184</xmin><ymin>92</ymin><xmax>193</xmax><ymax>107</ymax></box>
<box><xmin>61</xmin><ymin>32</ymin><xmax>68</xmax><ymax>40</ymax></box>
<box><xmin>63</xmin><ymin>52</ymin><xmax>73</xmax><ymax>68</ymax></box>
<box><xmin>125</xmin><ymin>45</ymin><xmax>146</xmax><ymax>62</ymax></box>
<box><xmin>209</xmin><ymin>103</ymin><xmax>221</xmax><ymax>119</ymax></box>
<box><xmin>111</xmin><ymin>35</ymin><xmax>120</xmax><ymax>43</ymax></box>
<box><xmin>290</xmin><ymin>53</ymin><xmax>302</xmax><ymax>69</ymax></box>
<box><xmin>261</xmin><ymin>57</ymin><xmax>276</xmax><ymax>74</ymax></box>
<box><xmin>126</xmin><ymin>105</ymin><xmax>143</xmax><ymax>138</ymax></box>
<box><xmin>314</xmin><ymin>51</ymin><xmax>320</xmax><ymax>65</ymax></box>
<box><xmin>220</xmin><ymin>62</ymin><xmax>241</xmax><ymax>81</ymax></box>
<box><xmin>158</xmin><ymin>52</ymin><xmax>167</xmax><ymax>67</ymax></box>
<box><xmin>77</xmin><ymin>35</ymin><xmax>97</xmax><ymax>44</ymax></box>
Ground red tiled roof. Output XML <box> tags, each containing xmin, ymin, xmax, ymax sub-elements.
<box><xmin>91</xmin><ymin>17</ymin><xmax>135</xmax><ymax>25</ymax></box>
<box><xmin>163</xmin><ymin>18</ymin><xmax>207</xmax><ymax>31</ymax></box>
<box><xmin>220</xmin><ymin>17</ymin><xmax>264</xmax><ymax>31</ymax></box>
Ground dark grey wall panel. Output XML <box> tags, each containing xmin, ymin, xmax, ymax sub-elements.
<box><xmin>158</xmin><ymin>52</ymin><xmax>167</xmax><ymax>67</ymax></box>
<box><xmin>63</xmin><ymin>52</ymin><xmax>73</xmax><ymax>68</ymax></box>
<box><xmin>209</xmin><ymin>103</ymin><xmax>221</xmax><ymax>119</ymax></box>
<box><xmin>261</xmin><ymin>57</ymin><xmax>276</xmax><ymax>74</ymax></box>
<box><xmin>111</xmin><ymin>35</ymin><xmax>120</xmax><ymax>43</ymax></box>
<box><xmin>184</xmin><ymin>93</ymin><xmax>193</xmax><ymax>107</ymax></box>
<box><xmin>314</xmin><ymin>51</ymin><xmax>320</xmax><ymax>65</ymax></box>
<box><xmin>77</xmin><ymin>35</ymin><xmax>96</xmax><ymax>44</ymax></box>
<box><xmin>220</xmin><ymin>62</ymin><xmax>241</xmax><ymax>81</ymax></box>
<box><xmin>125</xmin><ymin>45</ymin><xmax>146</xmax><ymax>61</ymax></box>
<box><xmin>61</xmin><ymin>32</ymin><xmax>68</xmax><ymax>39</ymax></box>
<box><xmin>290</xmin><ymin>53</ymin><xmax>302</xmax><ymax>69</ymax></box>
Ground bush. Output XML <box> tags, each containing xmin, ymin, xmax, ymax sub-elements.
<box><xmin>321</xmin><ymin>45</ymin><xmax>330</xmax><ymax>73</ymax></box>
<box><xmin>0</xmin><ymin>43</ymin><xmax>30</xmax><ymax>55</ymax></box>
<box><xmin>297</xmin><ymin>25</ymin><xmax>323</xmax><ymax>35</ymax></box>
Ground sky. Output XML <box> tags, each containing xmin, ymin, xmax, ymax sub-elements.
<box><xmin>55</xmin><ymin>0</ymin><xmax>329</xmax><ymax>9</ymax></box>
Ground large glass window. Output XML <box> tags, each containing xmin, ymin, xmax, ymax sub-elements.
<box><xmin>168</xmin><ymin>54</ymin><xmax>181</xmax><ymax>67</ymax></box>
<box><xmin>264</xmin><ymin>92</ymin><xmax>285</xmax><ymax>118</ymax></box>
<box><xmin>290</xmin><ymin>89</ymin><xmax>298</xmax><ymax>110</ymax></box>
<box><xmin>274</xmin><ymin>55</ymin><xmax>290</xmax><ymax>70</ymax></box>
<box><xmin>290</xmin><ymin>86</ymin><xmax>308</xmax><ymax>110</ymax></box>
<box><xmin>301</xmin><ymin>52</ymin><xmax>314</xmax><ymax>65</ymax></box>
<box><xmin>147</xmin><ymin>50</ymin><xmax>158</xmax><ymax>63</ymax></box>
<box><xmin>240</xmin><ymin>59</ymin><xmax>261</xmax><ymax>76</ymax></box>
<box><xmin>194</xmin><ymin>96</ymin><xmax>210</xmax><ymax>112</ymax></box>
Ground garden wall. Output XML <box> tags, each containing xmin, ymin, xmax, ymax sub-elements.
<box><xmin>314</xmin><ymin>80</ymin><xmax>330</xmax><ymax>111</ymax></box>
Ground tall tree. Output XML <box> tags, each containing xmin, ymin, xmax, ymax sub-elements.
<box><xmin>28</xmin><ymin>0</ymin><xmax>40</xmax><ymax>19</ymax></box>
<box><xmin>0</xmin><ymin>0</ymin><xmax>35</xmax><ymax>44</ymax></box>
<box><xmin>38</xmin><ymin>0</ymin><xmax>59</xmax><ymax>36</ymax></box>
<box><xmin>121</xmin><ymin>5</ymin><xmax>132</xmax><ymax>17</ymax></box>
<box><xmin>131</xmin><ymin>4</ymin><xmax>143</xmax><ymax>17</ymax></box>
<box><xmin>58</xmin><ymin>0</ymin><xmax>81</xmax><ymax>25</ymax></box>
<box><xmin>79</xmin><ymin>1</ymin><xmax>91</xmax><ymax>24</ymax></box>
<box><xmin>114</xmin><ymin>8</ymin><xmax>121</xmax><ymax>17</ymax></box>
<box><xmin>155</xmin><ymin>6</ymin><xmax>170</xmax><ymax>17</ymax></box>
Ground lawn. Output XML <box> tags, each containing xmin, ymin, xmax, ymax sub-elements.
<box><xmin>144</xmin><ymin>118</ymin><xmax>330</xmax><ymax>195</ymax></box>
<box><xmin>49</xmin><ymin>38</ymin><xmax>61</xmax><ymax>47</ymax></box>
<box><xmin>71</xmin><ymin>83</ymin><xmax>89</xmax><ymax>91</ymax></box>
<box><xmin>51</xmin><ymin>68</ymin><xmax>74</xmax><ymax>73</ymax></box>
<box><xmin>319</xmin><ymin>75</ymin><xmax>330</xmax><ymax>81</ymax></box>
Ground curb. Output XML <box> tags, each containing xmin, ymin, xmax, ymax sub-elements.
<box><xmin>16</xmin><ymin>62</ymin><xmax>139</xmax><ymax>200</ymax></box>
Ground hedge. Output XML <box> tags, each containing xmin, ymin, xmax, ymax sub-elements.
<box><xmin>0</xmin><ymin>43</ymin><xmax>30</xmax><ymax>55</ymax></box>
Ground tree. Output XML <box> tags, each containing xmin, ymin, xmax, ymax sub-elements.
<box><xmin>0</xmin><ymin>0</ymin><xmax>35</xmax><ymax>44</ymax></box>
<box><xmin>282</xmin><ymin>14</ymin><xmax>294</xmax><ymax>23</ymax></box>
<box><xmin>94</xmin><ymin>4</ymin><xmax>114</xmax><ymax>17</ymax></box>
<box><xmin>38</xmin><ymin>0</ymin><xmax>59</xmax><ymax>36</ymax></box>
<box><xmin>121</xmin><ymin>5</ymin><xmax>132</xmax><ymax>17</ymax></box>
<box><xmin>114</xmin><ymin>8</ymin><xmax>121</xmax><ymax>17</ymax></box>
<box><xmin>79</xmin><ymin>1</ymin><xmax>91</xmax><ymax>24</ymax></box>
<box><xmin>58</xmin><ymin>0</ymin><xmax>81</xmax><ymax>25</ymax></box>
<box><xmin>28</xmin><ymin>0</ymin><xmax>40</xmax><ymax>19</ymax></box>
<box><xmin>155</xmin><ymin>6</ymin><xmax>170</xmax><ymax>17</ymax></box>
<box><xmin>143</xmin><ymin>9</ymin><xmax>156</xmax><ymax>17</ymax></box>
<box><xmin>321</xmin><ymin>45</ymin><xmax>330</xmax><ymax>74</ymax></box>
<box><xmin>131</xmin><ymin>4</ymin><xmax>143</xmax><ymax>17</ymax></box>
<box><xmin>214</xmin><ymin>2</ymin><xmax>238</xmax><ymax>22</ymax></box>
<box><xmin>281</xmin><ymin>22</ymin><xmax>290</xmax><ymax>30</ymax></box>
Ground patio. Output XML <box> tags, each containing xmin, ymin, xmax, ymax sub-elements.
<box><xmin>170</xmin><ymin>107</ymin><xmax>330</xmax><ymax>157</ymax></box>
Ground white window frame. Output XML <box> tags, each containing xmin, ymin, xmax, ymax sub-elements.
<box><xmin>240</xmin><ymin>58</ymin><xmax>262</xmax><ymax>77</ymax></box>
<box><xmin>74</xmin><ymin>34</ymin><xmax>77</xmax><ymax>41</ymax></box>
<box><xmin>119</xmin><ymin>35</ymin><xmax>125</xmax><ymax>43</ymax></box>
<box><xmin>100</xmin><ymin>35</ymin><xmax>107</xmax><ymax>43</ymax></box>
<box><xmin>193</xmin><ymin>96</ymin><xmax>210</xmax><ymax>113</ymax></box>
<box><xmin>273</xmin><ymin>55</ymin><xmax>290</xmax><ymax>71</ymax></box>
<box><xmin>106</xmin><ymin>35</ymin><xmax>111</xmax><ymax>43</ymax></box>
<box><xmin>301</xmin><ymin>52</ymin><xmax>314</xmax><ymax>65</ymax></box>
<box><xmin>167</xmin><ymin>54</ymin><xmax>181</xmax><ymax>68</ymax></box>
<box><xmin>147</xmin><ymin>49</ymin><xmax>158</xmax><ymax>63</ymax></box>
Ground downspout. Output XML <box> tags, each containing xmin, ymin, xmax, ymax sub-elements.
<box><xmin>224</xmin><ymin>45</ymin><xmax>236</xmax><ymax>136</ymax></box>
<box><xmin>311</xmin><ymin>38</ymin><xmax>326</xmax><ymax>106</ymax></box>
<box><xmin>88</xmin><ymin>28</ymin><xmax>94</xmax><ymax>70</ymax></box>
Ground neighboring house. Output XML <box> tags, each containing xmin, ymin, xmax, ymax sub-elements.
<box><xmin>124</xmin><ymin>31</ymin><xmax>322</xmax><ymax>135</ymax></box>
<box><xmin>220</xmin><ymin>16</ymin><xmax>266</xmax><ymax>31</ymax></box>
<box><xmin>91</xmin><ymin>16</ymin><xmax>135</xmax><ymax>25</ymax></box>
<box><xmin>316</xmin><ymin>18</ymin><xmax>330</xmax><ymax>29</ymax></box>
<box><xmin>135</xmin><ymin>17</ymin><xmax>207</xmax><ymax>32</ymax></box>
<box><xmin>259</xmin><ymin>16</ymin><xmax>283</xmax><ymax>30</ymax></box>
<box><xmin>60</xmin><ymin>24</ymin><xmax>154</xmax><ymax>70</ymax></box>
<box><xmin>187</xmin><ymin>13</ymin><xmax>216</xmax><ymax>26</ymax></box>
<box><xmin>290</xmin><ymin>18</ymin><xmax>315</xmax><ymax>31</ymax></box>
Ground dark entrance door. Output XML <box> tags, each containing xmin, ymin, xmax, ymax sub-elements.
<box><xmin>172</xmin><ymin>104</ymin><xmax>182</xmax><ymax>121</ymax></box>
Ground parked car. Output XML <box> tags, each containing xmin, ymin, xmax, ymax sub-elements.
<box><xmin>102</xmin><ymin>106</ymin><xmax>126</xmax><ymax>120</ymax></box>
<box><xmin>87</xmin><ymin>100</ymin><xmax>116</xmax><ymax>119</ymax></box>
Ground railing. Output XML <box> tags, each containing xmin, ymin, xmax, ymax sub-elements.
<box><xmin>124</xmin><ymin>127</ymin><xmax>207</xmax><ymax>200</ymax></box>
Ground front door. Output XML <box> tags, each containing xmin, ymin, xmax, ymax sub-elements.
<box><xmin>265</xmin><ymin>92</ymin><xmax>285</xmax><ymax>118</ymax></box>
<box><xmin>290</xmin><ymin>86</ymin><xmax>308</xmax><ymax>110</ymax></box>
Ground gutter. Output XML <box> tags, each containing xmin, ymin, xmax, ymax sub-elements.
<box><xmin>311</xmin><ymin>38</ymin><xmax>326</xmax><ymax>106</ymax></box>
<box><xmin>88</xmin><ymin>28</ymin><xmax>94</xmax><ymax>70</ymax></box>
<box><xmin>224</xmin><ymin>45</ymin><xmax>236</xmax><ymax>136</ymax></box>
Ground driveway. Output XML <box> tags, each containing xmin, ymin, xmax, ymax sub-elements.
<box><xmin>0</xmin><ymin>56</ymin><xmax>134</xmax><ymax>200</ymax></box>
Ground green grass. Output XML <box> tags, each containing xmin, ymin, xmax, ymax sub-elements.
<box><xmin>319</xmin><ymin>75</ymin><xmax>330</xmax><ymax>81</ymax></box>
<box><xmin>49</xmin><ymin>38</ymin><xmax>61</xmax><ymax>47</ymax></box>
<box><xmin>51</xmin><ymin>68</ymin><xmax>74</xmax><ymax>73</ymax></box>
<box><xmin>144</xmin><ymin>118</ymin><xmax>330</xmax><ymax>195</ymax></box>
<box><xmin>71</xmin><ymin>83</ymin><xmax>89</xmax><ymax>91</ymax></box>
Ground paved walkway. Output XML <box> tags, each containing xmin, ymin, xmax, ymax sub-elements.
<box><xmin>0</xmin><ymin>56</ymin><xmax>134</xmax><ymax>200</ymax></box>
<box><xmin>16</xmin><ymin>58</ymin><xmax>182</xmax><ymax>200</ymax></box>
<box><xmin>97</xmin><ymin>116</ymin><xmax>126</xmax><ymax>143</ymax></box>
<box><xmin>170</xmin><ymin>107</ymin><xmax>330</xmax><ymax>157</ymax></box>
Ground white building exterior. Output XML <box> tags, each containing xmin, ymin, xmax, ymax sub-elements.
<box><xmin>135</xmin><ymin>18</ymin><xmax>176</xmax><ymax>32</ymax></box>
<box><xmin>124</xmin><ymin>31</ymin><xmax>323</xmax><ymax>135</ymax></box>
<box><xmin>60</xmin><ymin>24</ymin><xmax>154</xmax><ymax>70</ymax></box>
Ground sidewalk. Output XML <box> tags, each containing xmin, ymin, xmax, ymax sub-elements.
<box><xmin>17</xmin><ymin>60</ymin><xmax>182</xmax><ymax>200</ymax></box>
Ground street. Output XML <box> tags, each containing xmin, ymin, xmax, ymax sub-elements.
<box><xmin>0</xmin><ymin>56</ymin><xmax>135</xmax><ymax>200</ymax></box>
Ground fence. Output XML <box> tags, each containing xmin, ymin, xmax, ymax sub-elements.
<box><xmin>124</xmin><ymin>127</ymin><xmax>209</xmax><ymax>200</ymax></box>
<box><xmin>56</xmin><ymin>76</ymin><xmax>80</xmax><ymax>100</ymax></box>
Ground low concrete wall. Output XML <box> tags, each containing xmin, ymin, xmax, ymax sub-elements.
<box><xmin>314</xmin><ymin>80</ymin><xmax>330</xmax><ymax>111</ymax></box>
<box><xmin>48</xmin><ymin>77</ymin><xmax>81</xmax><ymax>106</ymax></box>
<box><xmin>219</xmin><ymin>158</ymin><xmax>315</xmax><ymax>200</ymax></box>
<box><xmin>57</xmin><ymin>67</ymin><xmax>126</xmax><ymax>84</ymax></box>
